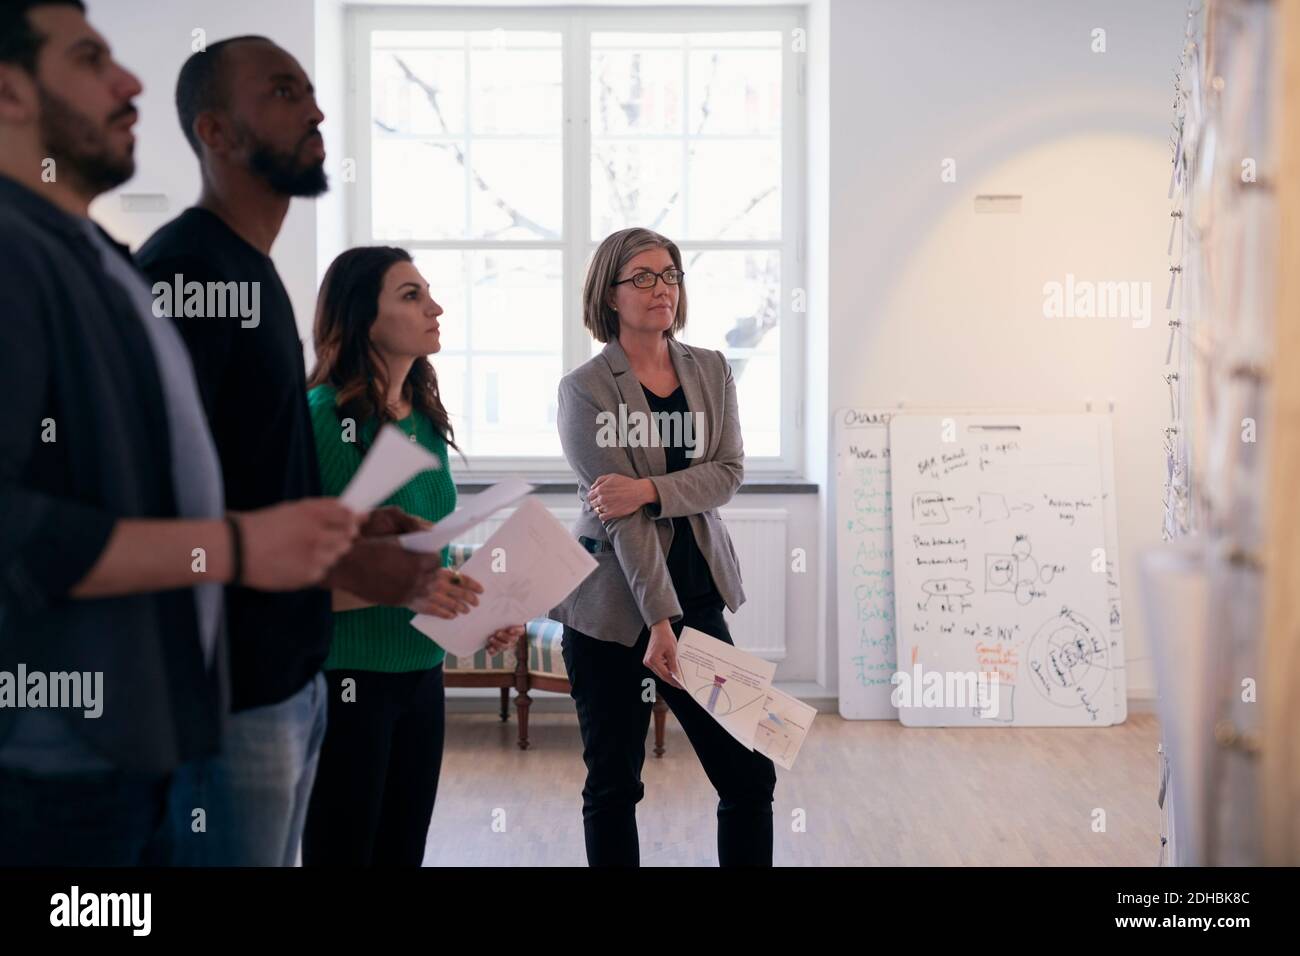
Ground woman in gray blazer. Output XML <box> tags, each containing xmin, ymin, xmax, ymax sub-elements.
<box><xmin>551</xmin><ymin>227</ymin><xmax>777</xmax><ymax>867</ymax></box>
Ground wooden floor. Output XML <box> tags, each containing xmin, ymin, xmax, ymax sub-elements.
<box><xmin>423</xmin><ymin>709</ymin><xmax>1163</xmax><ymax>866</ymax></box>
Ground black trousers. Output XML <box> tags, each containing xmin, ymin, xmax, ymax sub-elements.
<box><xmin>562</xmin><ymin>604</ymin><xmax>777</xmax><ymax>866</ymax></box>
<box><xmin>302</xmin><ymin>665</ymin><xmax>445</xmax><ymax>866</ymax></box>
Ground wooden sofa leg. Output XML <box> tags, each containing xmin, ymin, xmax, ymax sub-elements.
<box><xmin>515</xmin><ymin>690</ymin><xmax>531</xmax><ymax>750</ymax></box>
<box><xmin>499</xmin><ymin>687</ymin><xmax>510</xmax><ymax>722</ymax></box>
<box><xmin>513</xmin><ymin>630</ymin><xmax>530</xmax><ymax>750</ymax></box>
<box><xmin>653</xmin><ymin>696</ymin><xmax>667</xmax><ymax>758</ymax></box>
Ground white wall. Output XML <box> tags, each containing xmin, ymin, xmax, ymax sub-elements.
<box><xmin>820</xmin><ymin>0</ymin><xmax>1185</xmax><ymax>700</ymax></box>
<box><xmin>88</xmin><ymin>0</ymin><xmax>1184</xmax><ymax>699</ymax></box>
<box><xmin>804</xmin><ymin>0</ymin><xmax>832</xmax><ymax>689</ymax></box>
<box><xmin>313</xmin><ymin>0</ymin><xmax>349</xmax><ymax>323</ymax></box>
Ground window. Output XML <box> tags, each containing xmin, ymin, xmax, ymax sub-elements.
<box><xmin>348</xmin><ymin>7</ymin><xmax>804</xmax><ymax>472</ymax></box>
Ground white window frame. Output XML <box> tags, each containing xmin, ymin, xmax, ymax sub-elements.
<box><xmin>346</xmin><ymin>5</ymin><xmax>806</xmax><ymax>477</ymax></box>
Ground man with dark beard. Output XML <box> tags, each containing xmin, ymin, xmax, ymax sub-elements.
<box><xmin>0</xmin><ymin>2</ymin><xmax>362</xmax><ymax>866</ymax></box>
<box><xmin>137</xmin><ymin>37</ymin><xmax>451</xmax><ymax>867</ymax></box>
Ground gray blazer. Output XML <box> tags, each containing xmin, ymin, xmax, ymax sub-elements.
<box><xmin>550</xmin><ymin>337</ymin><xmax>746</xmax><ymax>646</ymax></box>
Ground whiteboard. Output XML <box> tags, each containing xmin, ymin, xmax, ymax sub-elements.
<box><xmin>834</xmin><ymin>409</ymin><xmax>899</xmax><ymax>718</ymax></box>
<box><xmin>1098</xmin><ymin>416</ymin><xmax>1127</xmax><ymax>722</ymax></box>
<box><xmin>833</xmin><ymin>409</ymin><xmax>1127</xmax><ymax>723</ymax></box>
<box><xmin>889</xmin><ymin>414</ymin><xmax>1120</xmax><ymax>727</ymax></box>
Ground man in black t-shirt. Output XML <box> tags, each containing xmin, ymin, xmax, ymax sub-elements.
<box><xmin>138</xmin><ymin>36</ymin><xmax>447</xmax><ymax>867</ymax></box>
<box><xmin>0</xmin><ymin>2</ymin><xmax>362</xmax><ymax>867</ymax></box>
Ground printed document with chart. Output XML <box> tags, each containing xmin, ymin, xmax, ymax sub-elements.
<box><xmin>676</xmin><ymin>628</ymin><xmax>817</xmax><ymax>768</ymax></box>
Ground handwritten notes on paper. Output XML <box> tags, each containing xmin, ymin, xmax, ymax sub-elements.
<box><xmin>834</xmin><ymin>410</ymin><xmax>899</xmax><ymax>719</ymax></box>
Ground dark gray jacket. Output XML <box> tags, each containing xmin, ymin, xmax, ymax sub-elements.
<box><xmin>550</xmin><ymin>337</ymin><xmax>746</xmax><ymax>645</ymax></box>
<box><xmin>0</xmin><ymin>174</ymin><xmax>225</xmax><ymax>774</ymax></box>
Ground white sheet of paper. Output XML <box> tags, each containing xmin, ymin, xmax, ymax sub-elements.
<box><xmin>409</xmin><ymin>497</ymin><xmax>596</xmax><ymax>657</ymax></box>
<box><xmin>675</xmin><ymin>627</ymin><xmax>777</xmax><ymax>750</ymax></box>
<box><xmin>753</xmin><ymin>687</ymin><xmax>817</xmax><ymax>770</ymax></box>
<box><xmin>398</xmin><ymin>478</ymin><xmax>535</xmax><ymax>554</ymax></box>
<box><xmin>338</xmin><ymin>424</ymin><xmax>441</xmax><ymax>512</ymax></box>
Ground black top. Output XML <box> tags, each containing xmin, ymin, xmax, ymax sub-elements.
<box><xmin>0</xmin><ymin>174</ymin><xmax>222</xmax><ymax>774</ymax></box>
<box><xmin>642</xmin><ymin>384</ymin><xmax>722</xmax><ymax>610</ymax></box>
<box><xmin>138</xmin><ymin>208</ymin><xmax>330</xmax><ymax>712</ymax></box>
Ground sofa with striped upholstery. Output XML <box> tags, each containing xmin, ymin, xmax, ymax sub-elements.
<box><xmin>441</xmin><ymin>543</ymin><xmax>669</xmax><ymax>754</ymax></box>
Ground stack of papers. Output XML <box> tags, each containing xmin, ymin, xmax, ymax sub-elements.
<box><xmin>675</xmin><ymin>628</ymin><xmax>817</xmax><ymax>770</ymax></box>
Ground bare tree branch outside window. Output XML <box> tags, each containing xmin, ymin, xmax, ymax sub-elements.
<box><xmin>375</xmin><ymin>41</ymin><xmax>781</xmax><ymax>379</ymax></box>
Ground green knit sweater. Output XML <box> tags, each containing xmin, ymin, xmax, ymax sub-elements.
<box><xmin>307</xmin><ymin>384</ymin><xmax>457</xmax><ymax>672</ymax></box>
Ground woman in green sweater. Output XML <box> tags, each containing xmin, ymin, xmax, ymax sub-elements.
<box><xmin>301</xmin><ymin>246</ymin><xmax>521</xmax><ymax>866</ymax></box>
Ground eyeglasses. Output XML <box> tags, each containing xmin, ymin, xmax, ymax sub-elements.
<box><xmin>611</xmin><ymin>268</ymin><xmax>685</xmax><ymax>290</ymax></box>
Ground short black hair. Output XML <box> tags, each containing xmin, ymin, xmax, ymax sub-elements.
<box><xmin>175</xmin><ymin>35</ymin><xmax>272</xmax><ymax>155</ymax></box>
<box><xmin>0</xmin><ymin>0</ymin><xmax>87</xmax><ymax>74</ymax></box>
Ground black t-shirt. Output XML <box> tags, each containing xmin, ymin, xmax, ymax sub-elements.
<box><xmin>138</xmin><ymin>207</ymin><xmax>331</xmax><ymax>712</ymax></box>
<box><xmin>642</xmin><ymin>384</ymin><xmax>722</xmax><ymax>610</ymax></box>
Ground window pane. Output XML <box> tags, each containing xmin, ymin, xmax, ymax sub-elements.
<box><xmin>591</xmin><ymin>141</ymin><xmax>684</xmax><ymax>240</ymax></box>
<box><xmin>589</xmin><ymin>31</ymin><xmax>783</xmax><ymax>242</ymax></box>
<box><xmin>372</xmin><ymin>48</ymin><xmax>466</xmax><ymax>136</ymax></box>
<box><xmin>687</xmin><ymin>46</ymin><xmax>781</xmax><ymax>135</ymax></box>
<box><xmin>685</xmin><ymin>140</ymin><xmax>780</xmax><ymax>239</ymax></box>
<box><xmin>677</xmin><ymin>249</ymin><xmax>782</xmax><ymax>458</ymax></box>
<box><xmin>436</xmin><ymin>355</ymin><xmax>562</xmax><ymax>461</ymax></box>
<box><xmin>365</xmin><ymin>20</ymin><xmax>793</xmax><ymax>465</ymax></box>
<box><xmin>728</xmin><ymin>350</ymin><xmax>780</xmax><ymax>458</ymax></box>
<box><xmin>461</xmin><ymin>354</ymin><xmax>563</xmax><ymax>457</ymax></box>
<box><xmin>371</xmin><ymin>29</ymin><xmax>563</xmax><ymax>242</ymax></box>
<box><xmin>372</xmin><ymin>139</ymin><xmax>466</xmax><ymax>240</ymax></box>
<box><xmin>418</xmin><ymin>250</ymin><xmax>563</xmax><ymax>457</ymax></box>
<box><xmin>469</xmin><ymin>35</ymin><xmax>562</xmax><ymax>134</ymax></box>
<box><xmin>470</xmin><ymin>250</ymin><xmax>563</xmax><ymax>353</ymax></box>
<box><xmin>471</xmin><ymin>140</ymin><xmax>562</xmax><ymax>239</ymax></box>
<box><xmin>432</xmin><ymin>352</ymin><xmax>469</xmax><ymax>449</ymax></box>
<box><xmin>590</xmin><ymin>45</ymin><xmax>683</xmax><ymax>135</ymax></box>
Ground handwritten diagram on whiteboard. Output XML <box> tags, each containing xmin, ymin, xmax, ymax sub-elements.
<box><xmin>889</xmin><ymin>415</ymin><xmax>1120</xmax><ymax>727</ymax></box>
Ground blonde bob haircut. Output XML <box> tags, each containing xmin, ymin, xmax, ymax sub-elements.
<box><xmin>582</xmin><ymin>227</ymin><xmax>687</xmax><ymax>343</ymax></box>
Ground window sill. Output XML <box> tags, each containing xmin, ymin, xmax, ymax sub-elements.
<box><xmin>452</xmin><ymin>475</ymin><xmax>819</xmax><ymax>495</ymax></box>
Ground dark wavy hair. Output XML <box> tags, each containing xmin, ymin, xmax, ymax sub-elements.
<box><xmin>0</xmin><ymin>1</ymin><xmax>85</xmax><ymax>74</ymax></box>
<box><xmin>308</xmin><ymin>246</ymin><xmax>458</xmax><ymax>454</ymax></box>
